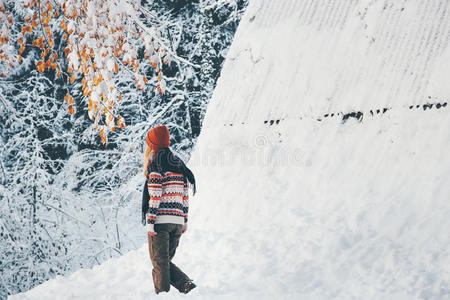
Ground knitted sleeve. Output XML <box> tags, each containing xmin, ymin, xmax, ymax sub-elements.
<box><xmin>146</xmin><ymin>169</ymin><xmax>162</xmax><ymax>232</ymax></box>
<box><xmin>182</xmin><ymin>182</ymin><xmax>189</xmax><ymax>225</ymax></box>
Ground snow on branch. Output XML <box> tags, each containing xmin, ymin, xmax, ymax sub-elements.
<box><xmin>0</xmin><ymin>0</ymin><xmax>194</xmax><ymax>145</ymax></box>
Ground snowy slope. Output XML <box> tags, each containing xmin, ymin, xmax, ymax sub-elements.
<box><xmin>11</xmin><ymin>0</ymin><xmax>450</xmax><ymax>299</ymax></box>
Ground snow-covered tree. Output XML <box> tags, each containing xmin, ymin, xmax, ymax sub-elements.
<box><xmin>0</xmin><ymin>68</ymin><xmax>75</xmax><ymax>297</ymax></box>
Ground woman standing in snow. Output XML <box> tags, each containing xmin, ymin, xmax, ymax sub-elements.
<box><xmin>141</xmin><ymin>125</ymin><xmax>197</xmax><ymax>294</ymax></box>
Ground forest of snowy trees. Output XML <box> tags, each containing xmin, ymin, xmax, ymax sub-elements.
<box><xmin>0</xmin><ymin>0</ymin><xmax>247</xmax><ymax>297</ymax></box>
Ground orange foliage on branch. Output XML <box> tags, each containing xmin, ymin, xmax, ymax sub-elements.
<box><xmin>0</xmin><ymin>0</ymin><xmax>171</xmax><ymax>145</ymax></box>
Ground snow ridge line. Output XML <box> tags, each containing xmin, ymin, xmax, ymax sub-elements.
<box><xmin>220</xmin><ymin>101</ymin><xmax>448</xmax><ymax>127</ymax></box>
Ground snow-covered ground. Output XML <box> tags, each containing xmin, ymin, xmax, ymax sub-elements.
<box><xmin>10</xmin><ymin>0</ymin><xmax>450</xmax><ymax>299</ymax></box>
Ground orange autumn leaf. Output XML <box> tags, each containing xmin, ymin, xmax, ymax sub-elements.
<box><xmin>117</xmin><ymin>116</ymin><xmax>125</xmax><ymax>128</ymax></box>
<box><xmin>94</xmin><ymin>74</ymin><xmax>103</xmax><ymax>86</ymax></box>
<box><xmin>42</xmin><ymin>48</ymin><xmax>49</xmax><ymax>58</ymax></box>
<box><xmin>59</xmin><ymin>20</ymin><xmax>66</xmax><ymax>30</ymax></box>
<box><xmin>21</xmin><ymin>26</ymin><xmax>32</xmax><ymax>34</ymax></box>
<box><xmin>36</xmin><ymin>60</ymin><xmax>45</xmax><ymax>73</ymax></box>
<box><xmin>99</xmin><ymin>128</ymin><xmax>107</xmax><ymax>145</ymax></box>
<box><xmin>32</xmin><ymin>37</ymin><xmax>43</xmax><ymax>46</ymax></box>
<box><xmin>44</xmin><ymin>16</ymin><xmax>51</xmax><ymax>26</ymax></box>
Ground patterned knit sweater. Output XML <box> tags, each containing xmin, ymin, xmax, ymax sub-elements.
<box><xmin>146</xmin><ymin>167</ymin><xmax>189</xmax><ymax>233</ymax></box>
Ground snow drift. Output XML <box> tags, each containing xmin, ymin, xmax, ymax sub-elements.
<box><xmin>11</xmin><ymin>0</ymin><xmax>450</xmax><ymax>299</ymax></box>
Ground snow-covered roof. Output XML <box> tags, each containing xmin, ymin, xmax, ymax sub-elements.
<box><xmin>204</xmin><ymin>0</ymin><xmax>450</xmax><ymax>126</ymax></box>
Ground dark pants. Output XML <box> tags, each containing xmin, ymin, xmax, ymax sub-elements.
<box><xmin>148</xmin><ymin>223</ymin><xmax>190</xmax><ymax>294</ymax></box>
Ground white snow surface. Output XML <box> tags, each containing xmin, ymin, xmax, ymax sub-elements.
<box><xmin>11</xmin><ymin>0</ymin><xmax>450</xmax><ymax>299</ymax></box>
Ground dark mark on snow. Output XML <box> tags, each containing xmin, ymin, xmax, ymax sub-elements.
<box><xmin>342</xmin><ymin>111</ymin><xmax>364</xmax><ymax>123</ymax></box>
<box><xmin>224</xmin><ymin>101</ymin><xmax>448</xmax><ymax>127</ymax></box>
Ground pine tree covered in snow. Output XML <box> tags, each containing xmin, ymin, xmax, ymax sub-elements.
<box><xmin>0</xmin><ymin>0</ymin><xmax>247</xmax><ymax>298</ymax></box>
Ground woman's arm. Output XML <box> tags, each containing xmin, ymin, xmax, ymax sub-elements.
<box><xmin>146</xmin><ymin>171</ymin><xmax>163</xmax><ymax>233</ymax></box>
<box><xmin>182</xmin><ymin>182</ymin><xmax>189</xmax><ymax>233</ymax></box>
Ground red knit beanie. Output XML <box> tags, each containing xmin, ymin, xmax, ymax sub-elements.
<box><xmin>146</xmin><ymin>125</ymin><xmax>170</xmax><ymax>151</ymax></box>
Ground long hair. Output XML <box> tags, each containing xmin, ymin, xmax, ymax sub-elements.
<box><xmin>143</xmin><ymin>145</ymin><xmax>156</xmax><ymax>178</ymax></box>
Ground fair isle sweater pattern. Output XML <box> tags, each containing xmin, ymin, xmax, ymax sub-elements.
<box><xmin>146</xmin><ymin>170</ymin><xmax>189</xmax><ymax>232</ymax></box>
